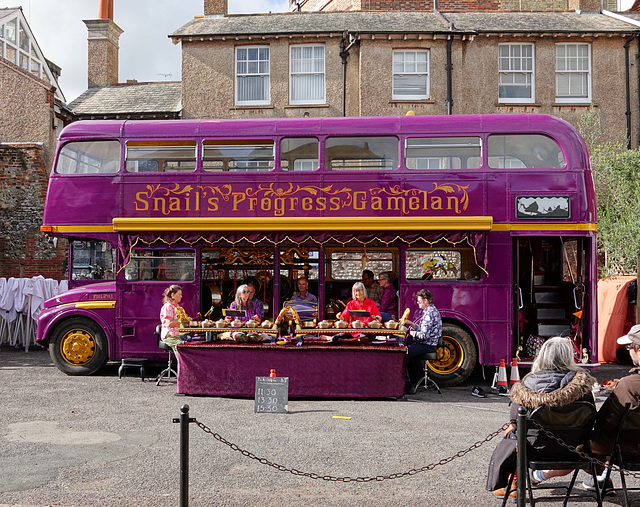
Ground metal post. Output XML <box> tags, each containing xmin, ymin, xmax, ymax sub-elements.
<box><xmin>516</xmin><ymin>406</ymin><xmax>527</xmax><ymax>507</ymax></box>
<box><xmin>172</xmin><ymin>404</ymin><xmax>192</xmax><ymax>507</ymax></box>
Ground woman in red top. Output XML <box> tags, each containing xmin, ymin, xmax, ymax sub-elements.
<box><xmin>332</xmin><ymin>282</ymin><xmax>382</xmax><ymax>344</ymax></box>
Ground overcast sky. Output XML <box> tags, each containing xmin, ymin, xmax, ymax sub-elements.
<box><xmin>1</xmin><ymin>0</ymin><xmax>290</xmax><ymax>102</ymax></box>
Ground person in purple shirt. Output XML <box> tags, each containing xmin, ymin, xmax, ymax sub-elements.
<box><xmin>377</xmin><ymin>272</ymin><xmax>397</xmax><ymax>322</ymax></box>
<box><xmin>225</xmin><ymin>284</ymin><xmax>262</xmax><ymax>323</ymax></box>
<box><xmin>246</xmin><ymin>282</ymin><xmax>265</xmax><ymax>322</ymax></box>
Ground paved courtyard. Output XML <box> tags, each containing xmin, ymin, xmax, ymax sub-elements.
<box><xmin>0</xmin><ymin>346</ymin><xmax>637</xmax><ymax>506</ymax></box>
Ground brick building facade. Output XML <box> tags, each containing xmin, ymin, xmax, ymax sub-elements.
<box><xmin>172</xmin><ymin>8</ymin><xmax>639</xmax><ymax>148</ymax></box>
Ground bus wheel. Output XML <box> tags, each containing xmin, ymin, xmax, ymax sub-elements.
<box><xmin>49</xmin><ymin>318</ymin><xmax>108</xmax><ymax>376</ymax></box>
<box><xmin>427</xmin><ymin>323</ymin><xmax>477</xmax><ymax>387</ymax></box>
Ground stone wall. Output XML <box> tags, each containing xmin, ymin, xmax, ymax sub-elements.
<box><xmin>0</xmin><ymin>144</ymin><xmax>67</xmax><ymax>279</ymax></box>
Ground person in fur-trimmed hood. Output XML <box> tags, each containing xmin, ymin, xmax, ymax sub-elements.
<box><xmin>486</xmin><ymin>337</ymin><xmax>596</xmax><ymax>498</ymax></box>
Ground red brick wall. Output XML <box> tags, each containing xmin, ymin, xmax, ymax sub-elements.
<box><xmin>0</xmin><ymin>144</ymin><xmax>67</xmax><ymax>279</ymax></box>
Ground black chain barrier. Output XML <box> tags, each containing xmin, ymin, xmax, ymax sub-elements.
<box><xmin>193</xmin><ymin>418</ymin><xmax>511</xmax><ymax>482</ymax></box>
<box><xmin>528</xmin><ymin>419</ymin><xmax>640</xmax><ymax>480</ymax></box>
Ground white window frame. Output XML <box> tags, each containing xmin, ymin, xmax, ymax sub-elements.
<box><xmin>235</xmin><ymin>45</ymin><xmax>270</xmax><ymax>106</ymax></box>
<box><xmin>498</xmin><ymin>43</ymin><xmax>535</xmax><ymax>104</ymax></box>
<box><xmin>289</xmin><ymin>44</ymin><xmax>325</xmax><ymax>105</ymax></box>
<box><xmin>555</xmin><ymin>43</ymin><xmax>591</xmax><ymax>104</ymax></box>
<box><xmin>392</xmin><ymin>49</ymin><xmax>430</xmax><ymax>101</ymax></box>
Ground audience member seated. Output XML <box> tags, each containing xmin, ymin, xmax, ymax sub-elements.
<box><xmin>485</xmin><ymin>337</ymin><xmax>597</xmax><ymax>500</ymax></box>
<box><xmin>588</xmin><ymin>324</ymin><xmax>640</xmax><ymax>492</ymax></box>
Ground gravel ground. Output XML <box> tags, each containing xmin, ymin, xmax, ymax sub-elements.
<box><xmin>0</xmin><ymin>346</ymin><xmax>637</xmax><ymax>507</ymax></box>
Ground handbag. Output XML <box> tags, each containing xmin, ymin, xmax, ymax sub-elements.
<box><xmin>486</xmin><ymin>432</ymin><xmax>517</xmax><ymax>491</ymax></box>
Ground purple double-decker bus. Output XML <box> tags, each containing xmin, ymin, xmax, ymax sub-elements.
<box><xmin>36</xmin><ymin>114</ymin><xmax>597</xmax><ymax>385</ymax></box>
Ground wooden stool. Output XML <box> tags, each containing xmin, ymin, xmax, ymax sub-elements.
<box><xmin>118</xmin><ymin>358</ymin><xmax>147</xmax><ymax>381</ymax></box>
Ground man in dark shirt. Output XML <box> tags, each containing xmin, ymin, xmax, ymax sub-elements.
<box><xmin>588</xmin><ymin>324</ymin><xmax>640</xmax><ymax>491</ymax></box>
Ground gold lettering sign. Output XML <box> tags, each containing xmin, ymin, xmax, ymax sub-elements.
<box><xmin>133</xmin><ymin>183</ymin><xmax>470</xmax><ymax>217</ymax></box>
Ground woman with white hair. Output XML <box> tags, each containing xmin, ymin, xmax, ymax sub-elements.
<box><xmin>486</xmin><ymin>337</ymin><xmax>597</xmax><ymax>499</ymax></box>
<box><xmin>331</xmin><ymin>281</ymin><xmax>382</xmax><ymax>344</ymax></box>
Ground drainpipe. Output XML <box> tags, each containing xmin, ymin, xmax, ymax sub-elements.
<box><xmin>624</xmin><ymin>35</ymin><xmax>637</xmax><ymax>149</ymax></box>
<box><xmin>637</xmin><ymin>36</ymin><xmax>640</xmax><ymax>148</ymax></box>
<box><xmin>340</xmin><ymin>31</ymin><xmax>360</xmax><ymax>117</ymax></box>
<box><xmin>446</xmin><ymin>36</ymin><xmax>453</xmax><ymax>115</ymax></box>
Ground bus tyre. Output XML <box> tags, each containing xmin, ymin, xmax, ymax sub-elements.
<box><xmin>49</xmin><ymin>318</ymin><xmax>108</xmax><ymax>376</ymax></box>
<box><xmin>427</xmin><ymin>323</ymin><xmax>477</xmax><ymax>387</ymax></box>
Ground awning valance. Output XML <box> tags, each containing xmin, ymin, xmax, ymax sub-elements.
<box><xmin>117</xmin><ymin>230</ymin><xmax>488</xmax><ymax>274</ymax></box>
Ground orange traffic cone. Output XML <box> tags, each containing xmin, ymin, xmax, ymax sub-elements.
<box><xmin>497</xmin><ymin>359</ymin><xmax>509</xmax><ymax>395</ymax></box>
<box><xmin>509</xmin><ymin>358</ymin><xmax>521</xmax><ymax>388</ymax></box>
<box><xmin>270</xmin><ymin>369</ymin><xmax>276</xmax><ymax>377</ymax></box>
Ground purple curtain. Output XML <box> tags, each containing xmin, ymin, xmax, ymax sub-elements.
<box><xmin>118</xmin><ymin>230</ymin><xmax>487</xmax><ymax>273</ymax></box>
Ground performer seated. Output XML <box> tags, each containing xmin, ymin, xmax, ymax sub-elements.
<box><xmin>287</xmin><ymin>276</ymin><xmax>318</xmax><ymax>322</ymax></box>
<box><xmin>331</xmin><ymin>282</ymin><xmax>381</xmax><ymax>344</ymax></box>
<box><xmin>377</xmin><ymin>271</ymin><xmax>398</xmax><ymax>322</ymax></box>
<box><xmin>291</xmin><ymin>276</ymin><xmax>317</xmax><ymax>304</ymax></box>
<box><xmin>159</xmin><ymin>284</ymin><xmax>190</xmax><ymax>352</ymax></box>
<box><xmin>225</xmin><ymin>284</ymin><xmax>262</xmax><ymax>323</ymax></box>
<box><xmin>245</xmin><ymin>282</ymin><xmax>265</xmax><ymax>322</ymax></box>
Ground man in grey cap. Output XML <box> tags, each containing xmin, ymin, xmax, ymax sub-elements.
<box><xmin>587</xmin><ymin>324</ymin><xmax>640</xmax><ymax>491</ymax></box>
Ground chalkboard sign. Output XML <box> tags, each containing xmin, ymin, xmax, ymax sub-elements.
<box><xmin>255</xmin><ymin>376</ymin><xmax>289</xmax><ymax>413</ymax></box>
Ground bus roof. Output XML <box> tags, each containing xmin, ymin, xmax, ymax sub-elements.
<box><xmin>57</xmin><ymin>114</ymin><xmax>581</xmax><ymax>146</ymax></box>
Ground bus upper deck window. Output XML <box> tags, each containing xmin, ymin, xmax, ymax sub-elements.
<box><xmin>487</xmin><ymin>134</ymin><xmax>565</xmax><ymax>169</ymax></box>
<box><xmin>280</xmin><ymin>138</ymin><xmax>319</xmax><ymax>171</ymax></box>
<box><xmin>56</xmin><ymin>141</ymin><xmax>120</xmax><ymax>174</ymax></box>
<box><xmin>325</xmin><ymin>136</ymin><xmax>399</xmax><ymax>171</ymax></box>
<box><xmin>125</xmin><ymin>141</ymin><xmax>196</xmax><ymax>173</ymax></box>
<box><xmin>203</xmin><ymin>140</ymin><xmax>274</xmax><ymax>172</ymax></box>
<box><xmin>405</xmin><ymin>137</ymin><xmax>481</xmax><ymax>170</ymax></box>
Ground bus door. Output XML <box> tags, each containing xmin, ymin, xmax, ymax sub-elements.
<box><xmin>514</xmin><ymin>236</ymin><xmax>590</xmax><ymax>361</ymax></box>
<box><xmin>118</xmin><ymin>248</ymin><xmax>198</xmax><ymax>357</ymax></box>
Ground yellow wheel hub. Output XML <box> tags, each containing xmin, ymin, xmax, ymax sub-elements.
<box><xmin>427</xmin><ymin>336</ymin><xmax>464</xmax><ymax>376</ymax></box>
<box><xmin>60</xmin><ymin>329</ymin><xmax>96</xmax><ymax>366</ymax></box>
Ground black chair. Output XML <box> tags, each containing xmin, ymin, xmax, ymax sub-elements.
<box><xmin>155</xmin><ymin>324</ymin><xmax>177</xmax><ymax>386</ymax></box>
<box><xmin>502</xmin><ymin>401</ymin><xmax>602</xmax><ymax>507</ymax></box>
<box><xmin>414</xmin><ymin>335</ymin><xmax>444</xmax><ymax>394</ymax></box>
<box><xmin>118</xmin><ymin>358</ymin><xmax>147</xmax><ymax>381</ymax></box>
<box><xmin>602</xmin><ymin>406</ymin><xmax>640</xmax><ymax>507</ymax></box>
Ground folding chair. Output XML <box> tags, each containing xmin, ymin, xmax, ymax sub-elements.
<box><xmin>502</xmin><ymin>400</ymin><xmax>602</xmax><ymax>507</ymax></box>
<box><xmin>602</xmin><ymin>406</ymin><xmax>640</xmax><ymax>507</ymax></box>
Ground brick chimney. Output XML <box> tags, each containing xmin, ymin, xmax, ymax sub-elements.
<box><xmin>83</xmin><ymin>0</ymin><xmax>123</xmax><ymax>88</ymax></box>
<box><xmin>569</xmin><ymin>0</ymin><xmax>602</xmax><ymax>11</ymax></box>
<box><xmin>204</xmin><ymin>0</ymin><xmax>228</xmax><ymax>15</ymax></box>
